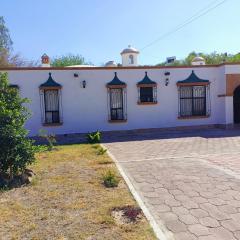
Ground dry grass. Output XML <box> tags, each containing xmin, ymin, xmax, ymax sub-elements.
<box><xmin>0</xmin><ymin>144</ymin><xmax>156</xmax><ymax>240</ymax></box>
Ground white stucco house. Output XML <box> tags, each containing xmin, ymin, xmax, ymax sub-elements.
<box><xmin>1</xmin><ymin>46</ymin><xmax>240</xmax><ymax>137</ymax></box>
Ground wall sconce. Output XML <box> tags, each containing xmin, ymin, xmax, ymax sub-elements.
<box><xmin>165</xmin><ymin>78</ymin><xmax>169</xmax><ymax>86</ymax></box>
<box><xmin>82</xmin><ymin>80</ymin><xmax>86</xmax><ymax>88</ymax></box>
<box><xmin>74</xmin><ymin>73</ymin><xmax>79</xmax><ymax>78</ymax></box>
<box><xmin>164</xmin><ymin>71</ymin><xmax>170</xmax><ymax>76</ymax></box>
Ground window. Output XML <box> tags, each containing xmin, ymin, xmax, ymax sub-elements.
<box><xmin>179</xmin><ymin>85</ymin><xmax>209</xmax><ymax>117</ymax></box>
<box><xmin>109</xmin><ymin>88</ymin><xmax>124</xmax><ymax>120</ymax></box>
<box><xmin>129</xmin><ymin>55</ymin><xmax>134</xmax><ymax>64</ymax></box>
<box><xmin>44</xmin><ymin>90</ymin><xmax>60</xmax><ymax>123</ymax></box>
<box><xmin>140</xmin><ymin>87</ymin><xmax>153</xmax><ymax>103</ymax></box>
<box><xmin>138</xmin><ymin>86</ymin><xmax>157</xmax><ymax>104</ymax></box>
<box><xmin>106</xmin><ymin>72</ymin><xmax>127</xmax><ymax>122</ymax></box>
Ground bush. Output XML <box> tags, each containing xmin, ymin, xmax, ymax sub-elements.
<box><xmin>97</xmin><ymin>146</ymin><xmax>107</xmax><ymax>155</ymax></box>
<box><xmin>87</xmin><ymin>131</ymin><xmax>101</xmax><ymax>144</ymax></box>
<box><xmin>102</xmin><ymin>170</ymin><xmax>119</xmax><ymax>188</ymax></box>
<box><xmin>0</xmin><ymin>72</ymin><xmax>39</xmax><ymax>180</ymax></box>
<box><xmin>39</xmin><ymin>129</ymin><xmax>57</xmax><ymax>151</ymax></box>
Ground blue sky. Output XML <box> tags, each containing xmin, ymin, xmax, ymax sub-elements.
<box><xmin>1</xmin><ymin>0</ymin><xmax>240</xmax><ymax>65</ymax></box>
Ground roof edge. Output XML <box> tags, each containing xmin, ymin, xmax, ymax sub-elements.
<box><xmin>0</xmin><ymin>62</ymin><xmax>240</xmax><ymax>71</ymax></box>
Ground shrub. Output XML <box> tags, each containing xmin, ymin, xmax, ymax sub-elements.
<box><xmin>87</xmin><ymin>131</ymin><xmax>101</xmax><ymax>144</ymax></box>
<box><xmin>123</xmin><ymin>206</ymin><xmax>142</xmax><ymax>222</ymax></box>
<box><xmin>0</xmin><ymin>72</ymin><xmax>39</xmax><ymax>180</ymax></box>
<box><xmin>39</xmin><ymin>129</ymin><xmax>57</xmax><ymax>151</ymax></box>
<box><xmin>102</xmin><ymin>170</ymin><xmax>119</xmax><ymax>188</ymax></box>
<box><xmin>97</xmin><ymin>146</ymin><xmax>107</xmax><ymax>155</ymax></box>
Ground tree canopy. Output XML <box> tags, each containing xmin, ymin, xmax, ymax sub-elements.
<box><xmin>156</xmin><ymin>51</ymin><xmax>240</xmax><ymax>66</ymax></box>
<box><xmin>51</xmin><ymin>54</ymin><xmax>92</xmax><ymax>67</ymax></box>
<box><xmin>0</xmin><ymin>72</ymin><xmax>38</xmax><ymax>180</ymax></box>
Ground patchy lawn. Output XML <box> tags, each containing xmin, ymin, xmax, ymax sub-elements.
<box><xmin>0</xmin><ymin>144</ymin><xmax>156</xmax><ymax>240</ymax></box>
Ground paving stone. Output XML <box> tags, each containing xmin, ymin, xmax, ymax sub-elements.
<box><xmin>210</xmin><ymin>226</ymin><xmax>236</xmax><ymax>240</ymax></box>
<box><xmin>179</xmin><ymin>214</ymin><xmax>198</xmax><ymax>225</ymax></box>
<box><xmin>190</xmin><ymin>209</ymin><xmax>209</xmax><ymax>218</ymax></box>
<box><xmin>198</xmin><ymin>236</ymin><xmax>217</xmax><ymax>240</ymax></box>
<box><xmin>199</xmin><ymin>217</ymin><xmax>220</xmax><ymax>228</ymax></box>
<box><xmin>234</xmin><ymin>231</ymin><xmax>240</xmax><ymax>240</ymax></box>
<box><xmin>221</xmin><ymin>219</ymin><xmax>240</xmax><ymax>232</ymax></box>
<box><xmin>140</xmin><ymin>186</ymin><xmax>154</xmax><ymax>192</ymax></box>
<box><xmin>165</xmin><ymin>199</ymin><xmax>181</xmax><ymax>207</ymax></box>
<box><xmin>155</xmin><ymin>204</ymin><xmax>171</xmax><ymax>213</ymax></box>
<box><xmin>175</xmin><ymin>232</ymin><xmax>197</xmax><ymax>240</ymax></box>
<box><xmin>208</xmin><ymin>198</ymin><xmax>226</xmax><ymax>206</ymax></box>
<box><xmin>169</xmin><ymin>189</ymin><xmax>183</xmax><ymax>195</ymax></box>
<box><xmin>165</xmin><ymin>220</ymin><xmax>187</xmax><ymax>233</ymax></box>
<box><xmin>158</xmin><ymin>212</ymin><xmax>178</xmax><ymax>221</ymax></box>
<box><xmin>192</xmin><ymin>196</ymin><xmax>208</xmax><ymax>204</ymax></box>
<box><xmin>182</xmin><ymin>201</ymin><xmax>199</xmax><ymax>209</ymax></box>
<box><xmin>218</xmin><ymin>205</ymin><xmax>238</xmax><ymax>214</ymax></box>
<box><xmin>172</xmin><ymin>206</ymin><xmax>189</xmax><ymax>215</ymax></box>
<box><xmin>208</xmin><ymin>208</ymin><xmax>231</xmax><ymax>221</ymax></box>
<box><xmin>230</xmin><ymin>213</ymin><xmax>240</xmax><ymax>222</ymax></box>
<box><xmin>145</xmin><ymin>197</ymin><xmax>164</xmax><ymax>205</ymax></box>
<box><xmin>188</xmin><ymin>224</ymin><xmax>210</xmax><ymax>236</ymax></box>
<box><xmin>227</xmin><ymin>200</ymin><xmax>240</xmax><ymax>208</ymax></box>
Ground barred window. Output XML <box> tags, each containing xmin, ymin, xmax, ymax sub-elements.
<box><xmin>109</xmin><ymin>88</ymin><xmax>124</xmax><ymax>120</ymax></box>
<box><xmin>44</xmin><ymin>90</ymin><xmax>60</xmax><ymax>123</ymax></box>
<box><xmin>107</xmin><ymin>87</ymin><xmax>127</xmax><ymax>121</ymax></box>
<box><xmin>179</xmin><ymin>86</ymin><xmax>210</xmax><ymax>117</ymax></box>
<box><xmin>138</xmin><ymin>86</ymin><xmax>157</xmax><ymax>103</ymax></box>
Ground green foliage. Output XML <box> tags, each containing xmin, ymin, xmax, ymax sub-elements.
<box><xmin>51</xmin><ymin>53</ymin><xmax>92</xmax><ymax>67</ymax></box>
<box><xmin>38</xmin><ymin>129</ymin><xmax>57</xmax><ymax>151</ymax></box>
<box><xmin>97</xmin><ymin>146</ymin><xmax>107</xmax><ymax>155</ymax></box>
<box><xmin>0</xmin><ymin>16</ymin><xmax>13</xmax><ymax>51</ymax></box>
<box><xmin>156</xmin><ymin>51</ymin><xmax>240</xmax><ymax>66</ymax></box>
<box><xmin>102</xmin><ymin>170</ymin><xmax>119</xmax><ymax>188</ymax></box>
<box><xmin>0</xmin><ymin>72</ymin><xmax>38</xmax><ymax>180</ymax></box>
<box><xmin>87</xmin><ymin>131</ymin><xmax>101</xmax><ymax>144</ymax></box>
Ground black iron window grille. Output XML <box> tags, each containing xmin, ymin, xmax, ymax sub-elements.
<box><xmin>179</xmin><ymin>86</ymin><xmax>209</xmax><ymax>117</ymax></box>
<box><xmin>138</xmin><ymin>86</ymin><xmax>157</xmax><ymax>103</ymax></box>
<box><xmin>109</xmin><ymin>88</ymin><xmax>124</xmax><ymax>120</ymax></box>
<box><xmin>140</xmin><ymin>87</ymin><xmax>153</xmax><ymax>102</ymax></box>
<box><xmin>44</xmin><ymin>90</ymin><xmax>60</xmax><ymax>123</ymax></box>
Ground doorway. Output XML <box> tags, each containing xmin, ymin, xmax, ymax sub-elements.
<box><xmin>233</xmin><ymin>86</ymin><xmax>240</xmax><ymax>123</ymax></box>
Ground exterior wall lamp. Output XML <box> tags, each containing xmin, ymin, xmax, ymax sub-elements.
<box><xmin>164</xmin><ymin>71</ymin><xmax>170</xmax><ymax>86</ymax></box>
<box><xmin>82</xmin><ymin>80</ymin><xmax>86</xmax><ymax>88</ymax></box>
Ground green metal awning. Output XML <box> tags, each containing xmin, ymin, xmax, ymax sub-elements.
<box><xmin>40</xmin><ymin>73</ymin><xmax>62</xmax><ymax>88</ymax></box>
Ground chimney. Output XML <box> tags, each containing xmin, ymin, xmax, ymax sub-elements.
<box><xmin>41</xmin><ymin>53</ymin><xmax>50</xmax><ymax>67</ymax></box>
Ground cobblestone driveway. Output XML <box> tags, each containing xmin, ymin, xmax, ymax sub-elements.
<box><xmin>104</xmin><ymin>128</ymin><xmax>240</xmax><ymax>240</ymax></box>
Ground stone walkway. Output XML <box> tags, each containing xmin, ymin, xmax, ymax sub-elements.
<box><xmin>104</xmin><ymin>128</ymin><xmax>240</xmax><ymax>240</ymax></box>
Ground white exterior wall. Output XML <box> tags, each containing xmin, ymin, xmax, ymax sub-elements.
<box><xmin>3</xmin><ymin>65</ymin><xmax>238</xmax><ymax>136</ymax></box>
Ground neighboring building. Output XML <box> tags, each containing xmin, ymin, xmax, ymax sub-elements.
<box><xmin>1</xmin><ymin>47</ymin><xmax>240</xmax><ymax>136</ymax></box>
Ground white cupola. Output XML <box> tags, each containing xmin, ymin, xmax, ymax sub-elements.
<box><xmin>120</xmin><ymin>45</ymin><xmax>139</xmax><ymax>67</ymax></box>
<box><xmin>191</xmin><ymin>56</ymin><xmax>206</xmax><ymax>66</ymax></box>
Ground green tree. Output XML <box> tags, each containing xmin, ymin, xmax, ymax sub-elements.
<box><xmin>0</xmin><ymin>16</ymin><xmax>13</xmax><ymax>51</ymax></box>
<box><xmin>0</xmin><ymin>72</ymin><xmax>37</xmax><ymax>180</ymax></box>
<box><xmin>156</xmin><ymin>51</ymin><xmax>240</xmax><ymax>66</ymax></box>
<box><xmin>51</xmin><ymin>53</ymin><xmax>92</xmax><ymax>67</ymax></box>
